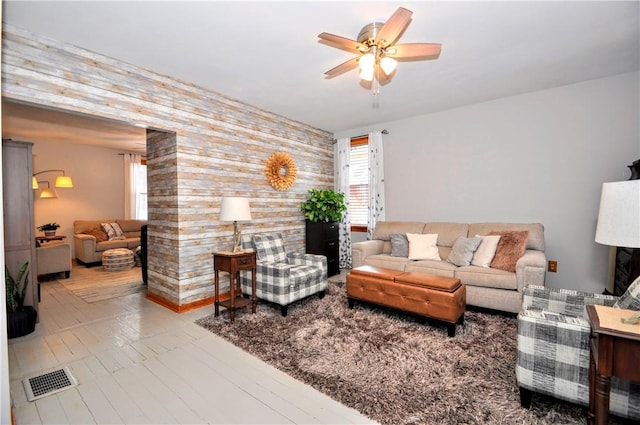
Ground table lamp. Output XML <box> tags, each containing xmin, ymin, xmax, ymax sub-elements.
<box><xmin>595</xmin><ymin>180</ymin><xmax>640</xmax><ymax>309</ymax></box>
<box><xmin>220</xmin><ymin>197</ymin><xmax>252</xmax><ymax>253</ymax></box>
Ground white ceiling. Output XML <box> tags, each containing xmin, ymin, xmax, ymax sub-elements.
<box><xmin>2</xmin><ymin>1</ymin><xmax>639</xmax><ymax>148</ymax></box>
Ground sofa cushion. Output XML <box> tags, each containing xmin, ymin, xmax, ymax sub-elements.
<box><xmin>96</xmin><ymin>240</ymin><xmax>129</xmax><ymax>252</ymax></box>
<box><xmin>455</xmin><ymin>266</ymin><xmax>517</xmax><ymax>290</ymax></box>
<box><xmin>469</xmin><ymin>222</ymin><xmax>544</xmax><ymax>251</ymax></box>
<box><xmin>82</xmin><ymin>226</ymin><xmax>109</xmax><ymax>242</ymax></box>
<box><xmin>390</xmin><ymin>233</ymin><xmax>409</xmax><ymax>257</ymax></box>
<box><xmin>447</xmin><ymin>236</ymin><xmax>482</xmax><ymax>267</ymax></box>
<box><xmin>252</xmin><ymin>233</ymin><xmax>287</xmax><ymax>263</ymax></box>
<box><xmin>614</xmin><ymin>275</ymin><xmax>640</xmax><ymax>310</ymax></box>
<box><xmin>407</xmin><ymin>233</ymin><xmax>440</xmax><ymax>261</ymax></box>
<box><xmin>372</xmin><ymin>221</ymin><xmax>426</xmax><ymax>241</ymax></box>
<box><xmin>471</xmin><ymin>234</ymin><xmax>501</xmax><ymax>267</ymax></box>
<box><xmin>489</xmin><ymin>230</ymin><xmax>529</xmax><ymax>272</ymax></box>
<box><xmin>365</xmin><ymin>254</ymin><xmax>410</xmax><ymax>272</ymax></box>
<box><xmin>116</xmin><ymin>219</ymin><xmax>147</xmax><ymax>237</ymax></box>
<box><xmin>423</xmin><ymin>222</ymin><xmax>469</xmax><ymax>248</ymax></box>
<box><xmin>406</xmin><ymin>260</ymin><xmax>457</xmax><ymax>277</ymax></box>
<box><xmin>74</xmin><ymin>219</ymin><xmax>116</xmax><ymax>234</ymax></box>
<box><xmin>102</xmin><ymin>222</ymin><xmax>126</xmax><ymax>240</ymax></box>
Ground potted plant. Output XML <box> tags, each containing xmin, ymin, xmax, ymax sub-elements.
<box><xmin>6</xmin><ymin>261</ymin><xmax>37</xmax><ymax>339</ymax></box>
<box><xmin>301</xmin><ymin>189</ymin><xmax>347</xmax><ymax>277</ymax></box>
<box><xmin>300</xmin><ymin>189</ymin><xmax>347</xmax><ymax>223</ymax></box>
<box><xmin>37</xmin><ymin>222</ymin><xmax>60</xmax><ymax>237</ymax></box>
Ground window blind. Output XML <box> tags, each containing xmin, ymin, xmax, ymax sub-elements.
<box><xmin>349</xmin><ymin>143</ymin><xmax>369</xmax><ymax>226</ymax></box>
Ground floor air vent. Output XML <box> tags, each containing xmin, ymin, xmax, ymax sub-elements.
<box><xmin>23</xmin><ymin>367</ymin><xmax>78</xmax><ymax>401</ymax></box>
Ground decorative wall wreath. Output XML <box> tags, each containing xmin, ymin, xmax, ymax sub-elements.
<box><xmin>265</xmin><ymin>152</ymin><xmax>297</xmax><ymax>191</ymax></box>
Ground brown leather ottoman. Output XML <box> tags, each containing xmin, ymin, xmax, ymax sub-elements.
<box><xmin>347</xmin><ymin>265</ymin><xmax>466</xmax><ymax>336</ymax></box>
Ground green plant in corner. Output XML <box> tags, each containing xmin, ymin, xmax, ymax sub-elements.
<box><xmin>5</xmin><ymin>261</ymin><xmax>30</xmax><ymax>313</ymax></box>
<box><xmin>301</xmin><ymin>189</ymin><xmax>347</xmax><ymax>223</ymax></box>
<box><xmin>36</xmin><ymin>222</ymin><xmax>60</xmax><ymax>232</ymax></box>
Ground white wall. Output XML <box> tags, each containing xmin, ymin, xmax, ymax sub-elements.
<box><xmin>337</xmin><ymin>72</ymin><xmax>640</xmax><ymax>293</ymax></box>
<box><xmin>32</xmin><ymin>141</ymin><xmax>128</xmax><ymax>258</ymax></box>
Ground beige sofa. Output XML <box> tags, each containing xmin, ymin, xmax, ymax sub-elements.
<box><xmin>74</xmin><ymin>219</ymin><xmax>147</xmax><ymax>265</ymax></box>
<box><xmin>351</xmin><ymin>221</ymin><xmax>546</xmax><ymax>313</ymax></box>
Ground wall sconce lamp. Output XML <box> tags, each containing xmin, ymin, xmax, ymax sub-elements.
<box><xmin>32</xmin><ymin>169</ymin><xmax>74</xmax><ymax>189</ymax></box>
<box><xmin>219</xmin><ymin>196</ymin><xmax>252</xmax><ymax>253</ymax></box>
<box><xmin>37</xmin><ymin>181</ymin><xmax>57</xmax><ymax>199</ymax></box>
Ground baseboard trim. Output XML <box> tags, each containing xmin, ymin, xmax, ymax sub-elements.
<box><xmin>146</xmin><ymin>291</ymin><xmax>229</xmax><ymax>313</ymax></box>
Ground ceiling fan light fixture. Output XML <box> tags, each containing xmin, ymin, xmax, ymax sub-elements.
<box><xmin>320</xmin><ymin>7</ymin><xmax>441</xmax><ymax>106</ymax></box>
<box><xmin>380</xmin><ymin>56</ymin><xmax>398</xmax><ymax>75</ymax></box>
<box><xmin>359</xmin><ymin>66</ymin><xmax>374</xmax><ymax>82</ymax></box>
<box><xmin>358</xmin><ymin>52</ymin><xmax>375</xmax><ymax>71</ymax></box>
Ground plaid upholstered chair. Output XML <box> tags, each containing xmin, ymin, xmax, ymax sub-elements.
<box><xmin>239</xmin><ymin>233</ymin><xmax>328</xmax><ymax>316</ymax></box>
<box><xmin>516</xmin><ymin>281</ymin><xmax>640</xmax><ymax>421</ymax></box>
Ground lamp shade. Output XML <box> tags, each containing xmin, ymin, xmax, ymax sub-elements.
<box><xmin>380</xmin><ymin>56</ymin><xmax>398</xmax><ymax>75</ymax></box>
<box><xmin>219</xmin><ymin>197</ymin><xmax>252</xmax><ymax>222</ymax></box>
<box><xmin>55</xmin><ymin>175</ymin><xmax>73</xmax><ymax>188</ymax></box>
<box><xmin>32</xmin><ymin>177</ymin><xmax>39</xmax><ymax>189</ymax></box>
<box><xmin>40</xmin><ymin>188</ymin><xmax>57</xmax><ymax>199</ymax></box>
<box><xmin>595</xmin><ymin>180</ymin><xmax>640</xmax><ymax>248</ymax></box>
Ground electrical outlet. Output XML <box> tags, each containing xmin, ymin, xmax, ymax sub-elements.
<box><xmin>548</xmin><ymin>260</ymin><xmax>558</xmax><ymax>273</ymax></box>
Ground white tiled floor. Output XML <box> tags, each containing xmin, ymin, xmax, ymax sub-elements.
<box><xmin>9</xmin><ymin>268</ymin><xmax>375</xmax><ymax>424</ymax></box>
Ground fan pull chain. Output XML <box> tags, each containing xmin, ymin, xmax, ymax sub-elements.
<box><xmin>372</xmin><ymin>67</ymin><xmax>380</xmax><ymax>109</ymax></box>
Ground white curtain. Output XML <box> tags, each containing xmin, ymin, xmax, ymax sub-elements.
<box><xmin>123</xmin><ymin>153</ymin><xmax>147</xmax><ymax>219</ymax></box>
<box><xmin>334</xmin><ymin>138</ymin><xmax>352</xmax><ymax>269</ymax></box>
<box><xmin>367</xmin><ymin>131</ymin><xmax>386</xmax><ymax>240</ymax></box>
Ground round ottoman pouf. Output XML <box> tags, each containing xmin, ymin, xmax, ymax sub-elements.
<box><xmin>102</xmin><ymin>248</ymin><xmax>135</xmax><ymax>271</ymax></box>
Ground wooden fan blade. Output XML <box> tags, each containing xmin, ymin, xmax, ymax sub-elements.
<box><xmin>387</xmin><ymin>43</ymin><xmax>441</xmax><ymax>60</ymax></box>
<box><xmin>375</xmin><ymin>7</ymin><xmax>413</xmax><ymax>47</ymax></box>
<box><xmin>318</xmin><ymin>32</ymin><xmax>365</xmax><ymax>53</ymax></box>
<box><xmin>324</xmin><ymin>57</ymin><xmax>360</xmax><ymax>78</ymax></box>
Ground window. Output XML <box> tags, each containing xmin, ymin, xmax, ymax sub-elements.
<box><xmin>350</xmin><ymin>136</ymin><xmax>368</xmax><ymax>232</ymax></box>
<box><xmin>125</xmin><ymin>154</ymin><xmax>148</xmax><ymax>220</ymax></box>
<box><xmin>136</xmin><ymin>160</ymin><xmax>148</xmax><ymax>220</ymax></box>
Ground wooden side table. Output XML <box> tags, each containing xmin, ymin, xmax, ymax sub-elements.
<box><xmin>35</xmin><ymin>235</ymin><xmax>66</xmax><ymax>247</ymax></box>
<box><xmin>213</xmin><ymin>250</ymin><xmax>256</xmax><ymax>323</ymax></box>
<box><xmin>586</xmin><ymin>305</ymin><xmax>640</xmax><ymax>425</ymax></box>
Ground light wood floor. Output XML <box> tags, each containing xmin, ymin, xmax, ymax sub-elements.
<box><xmin>8</xmin><ymin>267</ymin><xmax>375</xmax><ymax>425</ymax></box>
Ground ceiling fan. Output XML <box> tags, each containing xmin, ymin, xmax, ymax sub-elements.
<box><xmin>319</xmin><ymin>7</ymin><xmax>441</xmax><ymax>102</ymax></box>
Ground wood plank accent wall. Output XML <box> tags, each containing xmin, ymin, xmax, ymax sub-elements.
<box><xmin>1</xmin><ymin>25</ymin><xmax>334</xmax><ymax>309</ymax></box>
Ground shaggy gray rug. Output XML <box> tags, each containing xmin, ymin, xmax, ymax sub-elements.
<box><xmin>196</xmin><ymin>280</ymin><xmax>598</xmax><ymax>425</ymax></box>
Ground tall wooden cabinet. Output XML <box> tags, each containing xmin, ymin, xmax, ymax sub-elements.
<box><xmin>3</xmin><ymin>140</ymin><xmax>38</xmax><ymax>314</ymax></box>
<box><xmin>305</xmin><ymin>220</ymin><xmax>339</xmax><ymax>277</ymax></box>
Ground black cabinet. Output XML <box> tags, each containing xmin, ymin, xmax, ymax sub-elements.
<box><xmin>305</xmin><ymin>221</ymin><xmax>339</xmax><ymax>277</ymax></box>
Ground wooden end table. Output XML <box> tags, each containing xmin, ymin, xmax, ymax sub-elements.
<box><xmin>586</xmin><ymin>304</ymin><xmax>640</xmax><ymax>425</ymax></box>
<box><xmin>35</xmin><ymin>235</ymin><xmax>66</xmax><ymax>247</ymax></box>
<box><xmin>213</xmin><ymin>250</ymin><xmax>256</xmax><ymax>323</ymax></box>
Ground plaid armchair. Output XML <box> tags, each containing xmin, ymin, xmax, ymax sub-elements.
<box><xmin>240</xmin><ymin>233</ymin><xmax>328</xmax><ymax>316</ymax></box>
<box><xmin>516</xmin><ymin>284</ymin><xmax>640</xmax><ymax>420</ymax></box>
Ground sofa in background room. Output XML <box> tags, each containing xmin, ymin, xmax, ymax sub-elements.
<box><xmin>74</xmin><ymin>219</ymin><xmax>147</xmax><ymax>265</ymax></box>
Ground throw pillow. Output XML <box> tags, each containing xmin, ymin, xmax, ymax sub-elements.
<box><xmin>471</xmin><ymin>234</ymin><xmax>502</xmax><ymax>267</ymax></box>
<box><xmin>252</xmin><ymin>233</ymin><xmax>287</xmax><ymax>263</ymax></box>
<box><xmin>83</xmin><ymin>226</ymin><xmax>109</xmax><ymax>243</ymax></box>
<box><xmin>390</xmin><ymin>233</ymin><xmax>409</xmax><ymax>257</ymax></box>
<box><xmin>406</xmin><ymin>233</ymin><xmax>440</xmax><ymax>261</ymax></box>
<box><xmin>489</xmin><ymin>230</ymin><xmax>529</xmax><ymax>272</ymax></box>
<box><xmin>447</xmin><ymin>236</ymin><xmax>483</xmax><ymax>267</ymax></box>
<box><xmin>101</xmin><ymin>222</ymin><xmax>126</xmax><ymax>240</ymax></box>
<box><xmin>614</xmin><ymin>275</ymin><xmax>640</xmax><ymax>310</ymax></box>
